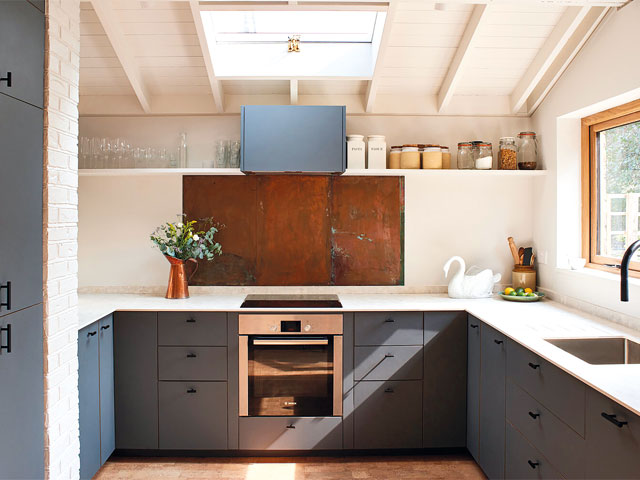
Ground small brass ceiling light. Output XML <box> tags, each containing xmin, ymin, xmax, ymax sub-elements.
<box><xmin>288</xmin><ymin>35</ymin><xmax>301</xmax><ymax>52</ymax></box>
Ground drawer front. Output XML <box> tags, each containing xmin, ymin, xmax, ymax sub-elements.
<box><xmin>354</xmin><ymin>380</ymin><xmax>422</xmax><ymax>449</ymax></box>
<box><xmin>507</xmin><ymin>340</ymin><xmax>585</xmax><ymax>436</ymax></box>
<box><xmin>355</xmin><ymin>312</ymin><xmax>423</xmax><ymax>346</ymax></box>
<box><xmin>507</xmin><ymin>380</ymin><xmax>585</xmax><ymax>479</ymax></box>
<box><xmin>586</xmin><ymin>389</ymin><xmax>640</xmax><ymax>479</ymax></box>
<box><xmin>158</xmin><ymin>312</ymin><xmax>227</xmax><ymax>346</ymax></box>
<box><xmin>158</xmin><ymin>346</ymin><xmax>227</xmax><ymax>381</ymax></box>
<box><xmin>238</xmin><ymin>417</ymin><xmax>342</xmax><ymax>450</ymax></box>
<box><xmin>506</xmin><ymin>422</ymin><xmax>565</xmax><ymax>480</ymax></box>
<box><xmin>159</xmin><ymin>382</ymin><xmax>227</xmax><ymax>450</ymax></box>
<box><xmin>354</xmin><ymin>345</ymin><xmax>423</xmax><ymax>381</ymax></box>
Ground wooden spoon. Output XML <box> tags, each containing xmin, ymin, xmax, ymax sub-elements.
<box><xmin>518</xmin><ymin>247</ymin><xmax>525</xmax><ymax>265</ymax></box>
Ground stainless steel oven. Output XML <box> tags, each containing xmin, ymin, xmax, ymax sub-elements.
<box><xmin>239</xmin><ymin>314</ymin><xmax>343</xmax><ymax>417</ymax></box>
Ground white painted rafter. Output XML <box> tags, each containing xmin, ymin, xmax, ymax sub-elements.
<box><xmin>525</xmin><ymin>6</ymin><xmax>609</xmax><ymax>114</ymax></box>
<box><xmin>437</xmin><ymin>4</ymin><xmax>490</xmax><ymax>112</ymax></box>
<box><xmin>190</xmin><ymin>0</ymin><xmax>225</xmax><ymax>113</ymax></box>
<box><xmin>364</xmin><ymin>0</ymin><xmax>397</xmax><ymax>113</ymax></box>
<box><xmin>290</xmin><ymin>79</ymin><xmax>299</xmax><ymax>104</ymax></box>
<box><xmin>89</xmin><ymin>0</ymin><xmax>152</xmax><ymax>113</ymax></box>
<box><xmin>510</xmin><ymin>6</ymin><xmax>591</xmax><ymax>113</ymax></box>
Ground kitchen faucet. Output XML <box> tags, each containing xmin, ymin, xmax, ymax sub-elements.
<box><xmin>621</xmin><ymin>239</ymin><xmax>640</xmax><ymax>301</ymax></box>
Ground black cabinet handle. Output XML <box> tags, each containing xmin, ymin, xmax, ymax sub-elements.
<box><xmin>494</xmin><ymin>339</ymin><xmax>503</xmax><ymax>345</ymax></box>
<box><xmin>528</xmin><ymin>362</ymin><xmax>540</xmax><ymax>370</ymax></box>
<box><xmin>186</xmin><ymin>353</ymin><xmax>197</xmax><ymax>358</ymax></box>
<box><xmin>0</xmin><ymin>324</ymin><xmax>11</xmax><ymax>353</ymax></box>
<box><xmin>101</xmin><ymin>324</ymin><xmax>110</xmax><ymax>331</ymax></box>
<box><xmin>528</xmin><ymin>460</ymin><xmax>539</xmax><ymax>469</ymax></box>
<box><xmin>186</xmin><ymin>318</ymin><xmax>196</xmax><ymax>323</ymax></box>
<box><xmin>0</xmin><ymin>72</ymin><xmax>11</xmax><ymax>87</ymax></box>
<box><xmin>470</xmin><ymin>324</ymin><xmax>478</xmax><ymax>329</ymax></box>
<box><xmin>0</xmin><ymin>282</ymin><xmax>11</xmax><ymax>311</ymax></box>
<box><xmin>384</xmin><ymin>387</ymin><xmax>394</xmax><ymax>393</ymax></box>
<box><xmin>187</xmin><ymin>388</ymin><xmax>197</xmax><ymax>394</ymax></box>
<box><xmin>528</xmin><ymin>411</ymin><xmax>540</xmax><ymax>420</ymax></box>
<box><xmin>384</xmin><ymin>318</ymin><xmax>395</xmax><ymax>323</ymax></box>
<box><xmin>87</xmin><ymin>331</ymin><xmax>97</xmax><ymax>337</ymax></box>
<box><xmin>602</xmin><ymin>412</ymin><xmax>628</xmax><ymax>428</ymax></box>
<box><xmin>384</xmin><ymin>353</ymin><xmax>395</xmax><ymax>358</ymax></box>
<box><xmin>286</xmin><ymin>424</ymin><xmax>296</xmax><ymax>429</ymax></box>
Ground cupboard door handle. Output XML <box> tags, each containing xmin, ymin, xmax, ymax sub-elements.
<box><xmin>187</xmin><ymin>388</ymin><xmax>197</xmax><ymax>394</ymax></box>
<box><xmin>384</xmin><ymin>353</ymin><xmax>395</xmax><ymax>358</ymax></box>
<box><xmin>186</xmin><ymin>353</ymin><xmax>197</xmax><ymax>358</ymax></box>
<box><xmin>0</xmin><ymin>282</ymin><xmax>11</xmax><ymax>311</ymax></box>
<box><xmin>101</xmin><ymin>325</ymin><xmax>110</xmax><ymax>330</ymax></box>
<box><xmin>470</xmin><ymin>324</ymin><xmax>478</xmax><ymax>329</ymax></box>
<box><xmin>384</xmin><ymin>318</ymin><xmax>395</xmax><ymax>323</ymax></box>
<box><xmin>528</xmin><ymin>460</ymin><xmax>539</xmax><ymax>469</ymax></box>
<box><xmin>494</xmin><ymin>339</ymin><xmax>503</xmax><ymax>345</ymax></box>
<box><xmin>384</xmin><ymin>387</ymin><xmax>394</xmax><ymax>393</ymax></box>
<box><xmin>602</xmin><ymin>412</ymin><xmax>628</xmax><ymax>428</ymax></box>
<box><xmin>286</xmin><ymin>424</ymin><xmax>295</xmax><ymax>429</ymax></box>
<box><xmin>528</xmin><ymin>362</ymin><xmax>540</xmax><ymax>369</ymax></box>
<box><xmin>87</xmin><ymin>331</ymin><xmax>97</xmax><ymax>337</ymax></box>
<box><xmin>0</xmin><ymin>72</ymin><xmax>11</xmax><ymax>87</ymax></box>
<box><xmin>186</xmin><ymin>318</ymin><xmax>196</xmax><ymax>323</ymax></box>
<box><xmin>0</xmin><ymin>324</ymin><xmax>11</xmax><ymax>353</ymax></box>
<box><xmin>528</xmin><ymin>411</ymin><xmax>540</xmax><ymax>420</ymax></box>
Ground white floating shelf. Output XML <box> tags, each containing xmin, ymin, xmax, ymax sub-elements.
<box><xmin>79</xmin><ymin>168</ymin><xmax>547</xmax><ymax>177</ymax></box>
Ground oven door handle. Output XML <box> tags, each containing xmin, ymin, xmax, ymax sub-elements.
<box><xmin>252</xmin><ymin>338</ymin><xmax>329</xmax><ymax>346</ymax></box>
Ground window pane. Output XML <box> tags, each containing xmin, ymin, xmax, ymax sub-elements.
<box><xmin>596</xmin><ymin>119</ymin><xmax>640</xmax><ymax>262</ymax></box>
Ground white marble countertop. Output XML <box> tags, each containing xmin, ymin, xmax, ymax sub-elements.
<box><xmin>78</xmin><ymin>292</ymin><xmax>640</xmax><ymax>416</ymax></box>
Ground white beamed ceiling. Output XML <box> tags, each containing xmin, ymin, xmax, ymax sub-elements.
<box><xmin>78</xmin><ymin>0</ymin><xmax>620</xmax><ymax>116</ymax></box>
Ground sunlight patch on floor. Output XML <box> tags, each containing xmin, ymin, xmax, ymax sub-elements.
<box><xmin>246</xmin><ymin>462</ymin><xmax>297</xmax><ymax>480</ymax></box>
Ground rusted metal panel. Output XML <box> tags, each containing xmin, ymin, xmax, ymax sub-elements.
<box><xmin>330</xmin><ymin>176</ymin><xmax>404</xmax><ymax>286</ymax></box>
<box><xmin>183</xmin><ymin>175</ymin><xmax>257</xmax><ymax>285</ymax></box>
<box><xmin>255</xmin><ymin>176</ymin><xmax>331</xmax><ymax>286</ymax></box>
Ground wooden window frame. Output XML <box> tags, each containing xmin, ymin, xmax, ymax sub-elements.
<box><xmin>581</xmin><ymin>98</ymin><xmax>640</xmax><ymax>278</ymax></box>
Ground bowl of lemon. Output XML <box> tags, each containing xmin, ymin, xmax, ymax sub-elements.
<box><xmin>499</xmin><ymin>287</ymin><xmax>545</xmax><ymax>302</ymax></box>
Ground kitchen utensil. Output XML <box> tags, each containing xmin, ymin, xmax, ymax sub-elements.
<box><xmin>518</xmin><ymin>247</ymin><xmax>524</xmax><ymax>265</ymax></box>
<box><xmin>508</xmin><ymin>237</ymin><xmax>520</xmax><ymax>264</ymax></box>
<box><xmin>523</xmin><ymin>247</ymin><xmax>533</xmax><ymax>266</ymax></box>
<box><xmin>530</xmin><ymin>254</ymin><xmax>535</xmax><ymax>267</ymax></box>
<box><xmin>499</xmin><ymin>292</ymin><xmax>545</xmax><ymax>302</ymax></box>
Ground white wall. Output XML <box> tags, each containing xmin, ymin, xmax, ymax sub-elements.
<box><xmin>79</xmin><ymin>114</ymin><xmax>534</xmax><ymax>290</ymax></box>
<box><xmin>531</xmin><ymin>1</ymin><xmax>640</xmax><ymax>320</ymax></box>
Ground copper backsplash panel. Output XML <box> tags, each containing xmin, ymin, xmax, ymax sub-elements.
<box><xmin>183</xmin><ymin>175</ymin><xmax>404</xmax><ymax>286</ymax></box>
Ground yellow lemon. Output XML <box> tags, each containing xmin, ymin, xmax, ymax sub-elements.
<box><xmin>524</xmin><ymin>288</ymin><xmax>533</xmax><ymax>294</ymax></box>
<box><xmin>504</xmin><ymin>287</ymin><xmax>515</xmax><ymax>295</ymax></box>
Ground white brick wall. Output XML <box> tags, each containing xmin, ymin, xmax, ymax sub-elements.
<box><xmin>44</xmin><ymin>0</ymin><xmax>81</xmax><ymax>478</ymax></box>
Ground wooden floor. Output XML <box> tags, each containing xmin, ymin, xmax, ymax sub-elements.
<box><xmin>94</xmin><ymin>454</ymin><xmax>486</xmax><ymax>480</ymax></box>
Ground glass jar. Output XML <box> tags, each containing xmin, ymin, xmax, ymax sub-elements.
<box><xmin>517</xmin><ymin>131</ymin><xmax>538</xmax><ymax>170</ymax></box>
<box><xmin>422</xmin><ymin>145</ymin><xmax>442</xmax><ymax>169</ymax></box>
<box><xmin>498</xmin><ymin>137</ymin><xmax>517</xmax><ymax>170</ymax></box>
<box><xmin>475</xmin><ymin>143</ymin><xmax>493</xmax><ymax>169</ymax></box>
<box><xmin>388</xmin><ymin>146</ymin><xmax>402</xmax><ymax>169</ymax></box>
<box><xmin>441</xmin><ymin>146</ymin><xmax>451</xmax><ymax>169</ymax></box>
<box><xmin>400</xmin><ymin>144</ymin><xmax>420</xmax><ymax>169</ymax></box>
<box><xmin>457</xmin><ymin>142</ymin><xmax>474</xmax><ymax>169</ymax></box>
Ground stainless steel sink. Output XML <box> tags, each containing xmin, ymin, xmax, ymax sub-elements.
<box><xmin>545</xmin><ymin>337</ymin><xmax>640</xmax><ymax>365</ymax></box>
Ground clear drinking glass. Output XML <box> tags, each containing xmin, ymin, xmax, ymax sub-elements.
<box><xmin>229</xmin><ymin>140</ymin><xmax>241</xmax><ymax>168</ymax></box>
<box><xmin>215</xmin><ymin>140</ymin><xmax>228</xmax><ymax>168</ymax></box>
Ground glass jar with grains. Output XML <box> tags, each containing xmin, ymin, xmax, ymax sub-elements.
<box><xmin>422</xmin><ymin>145</ymin><xmax>442</xmax><ymax>169</ymax></box>
<box><xmin>400</xmin><ymin>145</ymin><xmax>420</xmax><ymax>169</ymax></box>
<box><xmin>388</xmin><ymin>146</ymin><xmax>402</xmax><ymax>169</ymax></box>
<box><xmin>498</xmin><ymin>137</ymin><xmax>517</xmax><ymax>170</ymax></box>
<box><xmin>441</xmin><ymin>146</ymin><xmax>451</xmax><ymax>169</ymax></box>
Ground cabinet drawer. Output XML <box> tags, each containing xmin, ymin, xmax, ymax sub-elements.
<box><xmin>159</xmin><ymin>382</ymin><xmax>227</xmax><ymax>450</ymax></box>
<box><xmin>586</xmin><ymin>389</ymin><xmax>640</xmax><ymax>479</ymax></box>
<box><xmin>354</xmin><ymin>345</ymin><xmax>422</xmax><ymax>381</ymax></box>
<box><xmin>158</xmin><ymin>312</ymin><xmax>227</xmax><ymax>346</ymax></box>
<box><xmin>355</xmin><ymin>312</ymin><xmax>422</xmax><ymax>346</ymax></box>
<box><xmin>238</xmin><ymin>417</ymin><xmax>342</xmax><ymax>450</ymax></box>
<box><xmin>354</xmin><ymin>380</ymin><xmax>422</xmax><ymax>449</ymax></box>
<box><xmin>506</xmin><ymin>422</ymin><xmax>565</xmax><ymax>480</ymax></box>
<box><xmin>158</xmin><ymin>346</ymin><xmax>227</xmax><ymax>381</ymax></box>
<box><xmin>507</xmin><ymin>340</ymin><xmax>585</xmax><ymax>436</ymax></box>
<box><xmin>507</xmin><ymin>380</ymin><xmax>584</xmax><ymax>478</ymax></box>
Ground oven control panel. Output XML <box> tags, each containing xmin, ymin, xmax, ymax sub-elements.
<box><xmin>238</xmin><ymin>314</ymin><xmax>343</xmax><ymax>335</ymax></box>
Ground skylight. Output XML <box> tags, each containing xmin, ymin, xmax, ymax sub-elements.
<box><xmin>213</xmin><ymin>11</ymin><xmax>378</xmax><ymax>44</ymax></box>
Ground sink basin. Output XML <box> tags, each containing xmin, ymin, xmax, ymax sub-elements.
<box><xmin>545</xmin><ymin>337</ymin><xmax>640</xmax><ymax>365</ymax></box>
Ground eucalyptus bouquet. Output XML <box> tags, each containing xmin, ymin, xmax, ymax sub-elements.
<box><xmin>150</xmin><ymin>215</ymin><xmax>222</xmax><ymax>261</ymax></box>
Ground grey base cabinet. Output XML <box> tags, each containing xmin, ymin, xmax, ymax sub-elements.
<box><xmin>238</xmin><ymin>417</ymin><xmax>343</xmax><ymax>450</ymax></box>
<box><xmin>505</xmin><ymin>422</ymin><xmax>563</xmax><ymax>480</ymax></box>
<box><xmin>466</xmin><ymin>316</ymin><xmax>481</xmax><ymax>462</ymax></box>
<box><xmin>0</xmin><ymin>305</ymin><xmax>44</xmax><ymax>480</ymax></box>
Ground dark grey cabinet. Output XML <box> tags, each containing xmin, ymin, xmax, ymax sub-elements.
<box><xmin>114</xmin><ymin>312</ymin><xmax>158</xmax><ymax>449</ymax></box>
<box><xmin>238</xmin><ymin>417</ymin><xmax>343</xmax><ymax>450</ymax></box>
<box><xmin>354</xmin><ymin>345</ymin><xmax>423</xmax><ymax>381</ymax></box>
<box><xmin>505</xmin><ymin>421</ymin><xmax>562</xmax><ymax>480</ymax></box>
<box><xmin>0</xmin><ymin>1</ymin><xmax>44</xmax><ymax>107</ymax></box>
<box><xmin>0</xmin><ymin>94</ymin><xmax>43</xmax><ymax>318</ymax></box>
<box><xmin>0</xmin><ymin>305</ymin><xmax>44</xmax><ymax>480</ymax></box>
<box><xmin>157</xmin><ymin>311</ymin><xmax>227</xmax><ymax>346</ymax></box>
<box><xmin>586</xmin><ymin>388</ymin><xmax>640</xmax><ymax>479</ymax></box>
<box><xmin>354</xmin><ymin>312</ymin><xmax>423</xmax><ymax>346</ymax></box>
<box><xmin>479</xmin><ymin>323</ymin><xmax>506</xmax><ymax>480</ymax></box>
<box><xmin>78</xmin><ymin>315</ymin><xmax>115</xmax><ymax>480</ymax></box>
<box><xmin>466</xmin><ymin>315</ymin><xmax>481</xmax><ymax>461</ymax></box>
<box><xmin>423</xmin><ymin>311</ymin><xmax>467</xmax><ymax>448</ymax></box>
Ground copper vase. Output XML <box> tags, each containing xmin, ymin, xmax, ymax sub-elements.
<box><xmin>165</xmin><ymin>255</ymin><xmax>198</xmax><ymax>299</ymax></box>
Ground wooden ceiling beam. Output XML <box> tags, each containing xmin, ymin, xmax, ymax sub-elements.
<box><xmin>437</xmin><ymin>4</ymin><xmax>490</xmax><ymax>112</ymax></box>
<box><xmin>290</xmin><ymin>79</ymin><xmax>299</xmax><ymax>104</ymax></box>
<box><xmin>190</xmin><ymin>0</ymin><xmax>225</xmax><ymax>113</ymax></box>
<box><xmin>89</xmin><ymin>0</ymin><xmax>152</xmax><ymax>113</ymax></box>
<box><xmin>364</xmin><ymin>0</ymin><xmax>397</xmax><ymax>113</ymax></box>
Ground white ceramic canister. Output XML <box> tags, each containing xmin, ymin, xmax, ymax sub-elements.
<box><xmin>367</xmin><ymin>135</ymin><xmax>387</xmax><ymax>169</ymax></box>
<box><xmin>346</xmin><ymin>134</ymin><xmax>366</xmax><ymax>169</ymax></box>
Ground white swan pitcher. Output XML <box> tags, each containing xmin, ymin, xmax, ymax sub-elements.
<box><xmin>443</xmin><ymin>256</ymin><xmax>501</xmax><ymax>299</ymax></box>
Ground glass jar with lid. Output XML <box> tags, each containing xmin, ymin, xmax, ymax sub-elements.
<box><xmin>388</xmin><ymin>146</ymin><xmax>402</xmax><ymax>169</ymax></box>
<box><xmin>517</xmin><ymin>132</ymin><xmax>538</xmax><ymax>170</ymax></box>
<box><xmin>457</xmin><ymin>142</ymin><xmax>474</xmax><ymax>169</ymax></box>
<box><xmin>441</xmin><ymin>146</ymin><xmax>451</xmax><ymax>169</ymax></box>
<box><xmin>400</xmin><ymin>145</ymin><xmax>420</xmax><ymax>169</ymax></box>
<box><xmin>422</xmin><ymin>145</ymin><xmax>442</xmax><ymax>169</ymax></box>
<box><xmin>475</xmin><ymin>143</ymin><xmax>493</xmax><ymax>169</ymax></box>
<box><xmin>498</xmin><ymin>137</ymin><xmax>517</xmax><ymax>170</ymax></box>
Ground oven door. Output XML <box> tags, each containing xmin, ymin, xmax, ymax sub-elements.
<box><xmin>239</xmin><ymin>335</ymin><xmax>342</xmax><ymax>417</ymax></box>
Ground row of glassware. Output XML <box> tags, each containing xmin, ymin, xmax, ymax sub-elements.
<box><xmin>79</xmin><ymin>135</ymin><xmax>241</xmax><ymax>169</ymax></box>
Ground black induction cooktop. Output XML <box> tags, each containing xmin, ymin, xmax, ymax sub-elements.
<box><xmin>240</xmin><ymin>294</ymin><xmax>342</xmax><ymax>308</ymax></box>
